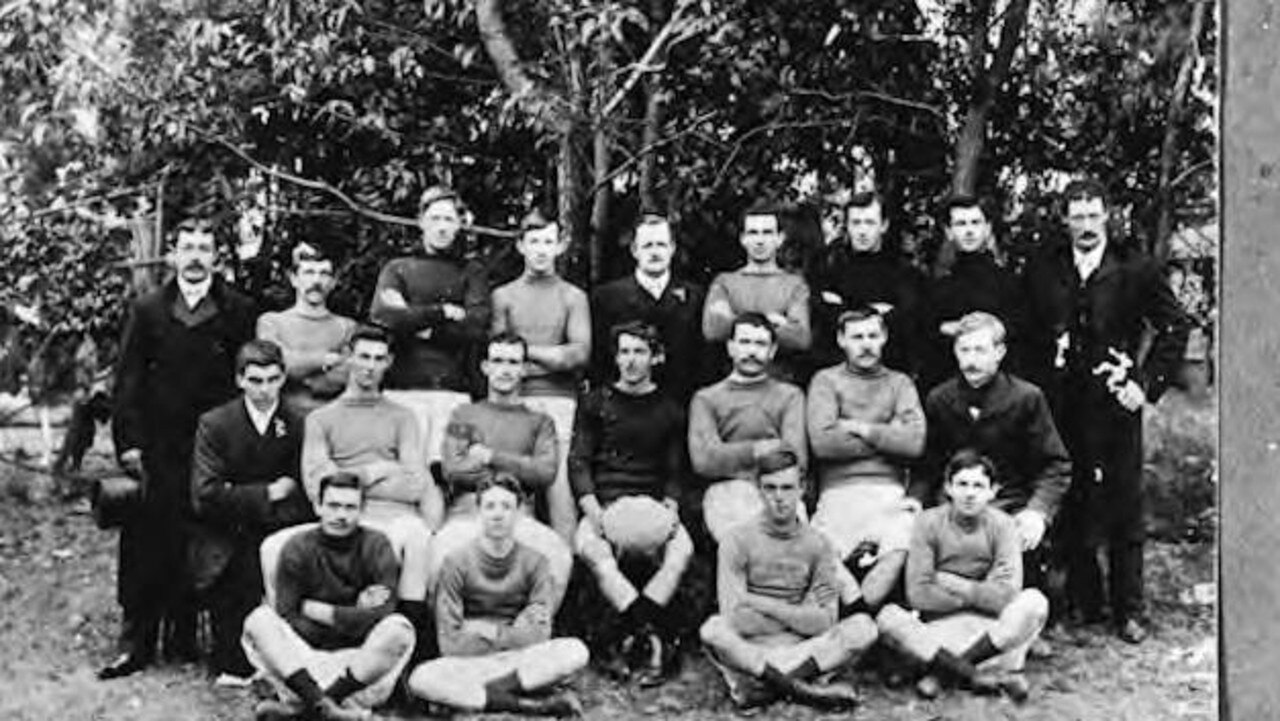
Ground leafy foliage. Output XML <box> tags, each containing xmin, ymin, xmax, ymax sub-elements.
<box><xmin>0</xmin><ymin>0</ymin><xmax>1216</xmax><ymax>391</ymax></box>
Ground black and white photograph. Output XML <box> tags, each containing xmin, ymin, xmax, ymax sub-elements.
<box><xmin>0</xmin><ymin>0</ymin><xmax>1226</xmax><ymax>719</ymax></box>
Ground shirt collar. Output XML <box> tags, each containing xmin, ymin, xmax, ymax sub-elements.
<box><xmin>1073</xmin><ymin>241</ymin><xmax>1106</xmax><ymax>281</ymax></box>
<box><xmin>634</xmin><ymin>269</ymin><xmax>670</xmax><ymax>299</ymax></box>
<box><xmin>244</xmin><ymin>397</ymin><xmax>278</xmax><ymax>435</ymax></box>
<box><xmin>178</xmin><ymin>277</ymin><xmax>213</xmax><ymax>308</ymax></box>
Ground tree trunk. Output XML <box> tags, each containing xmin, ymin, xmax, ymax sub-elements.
<box><xmin>589</xmin><ymin>42</ymin><xmax>614</xmax><ymax>286</ymax></box>
<box><xmin>1154</xmin><ymin>0</ymin><xmax>1208</xmax><ymax>262</ymax></box>
<box><xmin>950</xmin><ymin>0</ymin><xmax>1031</xmax><ymax>196</ymax></box>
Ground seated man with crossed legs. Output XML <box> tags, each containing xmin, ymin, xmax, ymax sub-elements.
<box><xmin>242</xmin><ymin>472</ymin><xmax>416</xmax><ymax>721</ymax></box>
<box><xmin>699</xmin><ymin>449</ymin><xmax>875</xmax><ymax>711</ymax></box>
<box><xmin>408</xmin><ymin>474</ymin><xmax>588</xmax><ymax>716</ymax></box>
<box><xmin>877</xmin><ymin>449</ymin><xmax>1049</xmax><ymax>701</ymax></box>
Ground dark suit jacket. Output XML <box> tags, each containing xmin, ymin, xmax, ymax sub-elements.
<box><xmin>1021</xmin><ymin>241</ymin><xmax>1188</xmax><ymax>406</ymax></box>
<box><xmin>915</xmin><ymin>372</ymin><xmax>1072</xmax><ymax>522</ymax></box>
<box><xmin>189</xmin><ymin>398</ymin><xmax>314</xmax><ymax>592</ymax></box>
<box><xmin>590</xmin><ymin>274</ymin><xmax>707</xmax><ymax>402</ymax></box>
<box><xmin>112</xmin><ymin>278</ymin><xmax>257</xmax><ymax>508</ymax></box>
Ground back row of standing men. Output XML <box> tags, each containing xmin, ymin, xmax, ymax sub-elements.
<box><xmin>102</xmin><ymin>179</ymin><xmax>1188</xmax><ymax>715</ymax></box>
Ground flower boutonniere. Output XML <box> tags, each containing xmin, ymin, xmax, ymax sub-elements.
<box><xmin>672</xmin><ymin>287</ymin><xmax>687</xmax><ymax>303</ymax></box>
<box><xmin>273</xmin><ymin>418</ymin><xmax>288</xmax><ymax>438</ymax></box>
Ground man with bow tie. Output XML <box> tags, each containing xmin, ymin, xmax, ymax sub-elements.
<box><xmin>1021</xmin><ymin>180</ymin><xmax>1188</xmax><ymax>643</ymax></box>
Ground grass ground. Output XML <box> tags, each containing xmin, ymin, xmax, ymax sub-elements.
<box><xmin>0</xmin><ymin>390</ymin><xmax>1216</xmax><ymax>720</ymax></box>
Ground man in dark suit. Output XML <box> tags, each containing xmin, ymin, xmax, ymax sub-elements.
<box><xmin>190</xmin><ymin>339</ymin><xmax>315</xmax><ymax>684</ymax></box>
<box><xmin>1021</xmin><ymin>179</ymin><xmax>1188</xmax><ymax>644</ymax></box>
<box><xmin>105</xmin><ymin>217</ymin><xmax>257</xmax><ymax>679</ymax></box>
<box><xmin>590</xmin><ymin>214</ymin><xmax>706</xmax><ymax>403</ymax></box>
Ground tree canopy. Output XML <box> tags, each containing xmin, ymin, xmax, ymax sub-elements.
<box><xmin>0</xmin><ymin>0</ymin><xmax>1216</xmax><ymax>387</ymax></box>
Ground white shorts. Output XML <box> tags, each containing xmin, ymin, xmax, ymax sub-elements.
<box><xmin>811</xmin><ymin>483</ymin><xmax>915</xmax><ymax>560</ymax></box>
<box><xmin>384</xmin><ymin>389</ymin><xmax>472</xmax><ymax>463</ymax></box>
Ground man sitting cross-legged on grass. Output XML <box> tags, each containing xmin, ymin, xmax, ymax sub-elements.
<box><xmin>242</xmin><ymin>472</ymin><xmax>416</xmax><ymax>721</ymax></box>
<box><xmin>876</xmin><ymin>449</ymin><xmax>1049</xmax><ymax>701</ymax></box>
<box><xmin>408</xmin><ymin>474</ymin><xmax>588</xmax><ymax>717</ymax></box>
<box><xmin>699</xmin><ymin>449</ymin><xmax>875</xmax><ymax>711</ymax></box>
<box><xmin>570</xmin><ymin>321</ymin><xmax>692</xmax><ymax>685</ymax></box>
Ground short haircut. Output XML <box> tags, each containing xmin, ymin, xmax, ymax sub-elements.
<box><xmin>318</xmin><ymin>471</ymin><xmax>365</xmax><ymax>503</ymax></box>
<box><xmin>349</xmin><ymin>324</ymin><xmax>392</xmax><ymax>352</ymax></box>
<box><xmin>633</xmin><ymin>213</ymin><xmax>671</xmax><ymax>238</ymax></box>
<box><xmin>236</xmin><ymin>339</ymin><xmax>285</xmax><ymax>375</ymax></box>
<box><xmin>944</xmin><ymin>448</ymin><xmax>998</xmax><ymax>487</ymax></box>
<box><xmin>486</xmin><ymin>331</ymin><xmax>528</xmax><ymax>359</ymax></box>
<box><xmin>174</xmin><ymin>217</ymin><xmax>214</xmax><ymax>234</ymax></box>
<box><xmin>477</xmin><ymin>472</ymin><xmax>526</xmax><ymax>506</ymax></box>
<box><xmin>290</xmin><ymin>242</ymin><xmax>333</xmax><ymax>272</ymax></box>
<box><xmin>836</xmin><ymin>306</ymin><xmax>887</xmax><ymax>335</ymax></box>
<box><xmin>945</xmin><ymin>311</ymin><xmax>1006</xmax><ymax>345</ymax></box>
<box><xmin>742</xmin><ymin>198</ymin><xmax>784</xmax><ymax>224</ymax></box>
<box><xmin>1062</xmin><ymin>178</ymin><xmax>1109</xmax><ymax>209</ymax></box>
<box><xmin>520</xmin><ymin>207</ymin><xmax>556</xmax><ymax>233</ymax></box>
<box><xmin>758</xmin><ymin>446</ymin><xmax>800</xmax><ymax>477</ymax></box>
<box><xmin>730</xmin><ymin>312</ymin><xmax>777</xmax><ymax>344</ymax></box>
<box><xmin>418</xmin><ymin>185</ymin><xmax>459</xmax><ymax>216</ymax></box>
<box><xmin>942</xmin><ymin>194</ymin><xmax>993</xmax><ymax>224</ymax></box>
<box><xmin>845</xmin><ymin>191</ymin><xmax>886</xmax><ymax>215</ymax></box>
<box><xmin>611</xmin><ymin>320</ymin><xmax>664</xmax><ymax>356</ymax></box>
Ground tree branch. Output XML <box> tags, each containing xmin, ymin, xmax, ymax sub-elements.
<box><xmin>475</xmin><ymin>0</ymin><xmax>573</xmax><ymax>134</ymax></box>
<box><xmin>598</xmin><ymin>1</ymin><xmax>691</xmax><ymax>119</ymax></box>
<box><xmin>590</xmin><ymin>109</ymin><xmax>718</xmax><ymax>195</ymax></box>
<box><xmin>713</xmin><ymin>116</ymin><xmax>864</xmax><ymax>189</ymax></box>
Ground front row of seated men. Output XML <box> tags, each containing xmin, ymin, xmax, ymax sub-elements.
<box><xmin>179</xmin><ymin>303</ymin><xmax>1053</xmax><ymax>717</ymax></box>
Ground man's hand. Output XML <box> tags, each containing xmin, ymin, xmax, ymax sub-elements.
<box><xmin>935</xmin><ymin>572</ymin><xmax>974</xmax><ymax>600</ymax></box>
<box><xmin>441</xmin><ymin>303</ymin><xmax>466</xmax><ymax>322</ymax></box>
<box><xmin>301</xmin><ymin>599</ymin><xmax>335</xmax><ymax>625</ymax></box>
<box><xmin>465</xmin><ymin>443</ymin><xmax>495</xmax><ymax>466</ymax></box>
<box><xmin>580</xmin><ymin>495</ymin><xmax>604</xmax><ymax>531</ymax></box>
<box><xmin>462</xmin><ymin>619</ymin><xmax>500</xmax><ymax>641</ymax></box>
<box><xmin>1014</xmin><ymin>509</ymin><xmax>1048</xmax><ymax>551</ymax></box>
<box><xmin>267</xmin><ymin>476</ymin><xmax>298</xmax><ymax>502</ymax></box>
<box><xmin>379</xmin><ymin>288</ymin><xmax>409</xmax><ymax>309</ymax></box>
<box><xmin>751</xmin><ymin>438</ymin><xmax>784</xmax><ymax>461</ymax></box>
<box><xmin>1115</xmin><ymin>380</ymin><xmax>1146</xmax><ymax>412</ymax></box>
<box><xmin>357</xmin><ymin>584</ymin><xmax>392</xmax><ymax>610</ymax></box>
<box><xmin>707</xmin><ymin>299</ymin><xmax>734</xmax><ymax>320</ymax></box>
<box><xmin>321</xmin><ymin>351</ymin><xmax>346</xmax><ymax>373</ymax></box>
<box><xmin>898</xmin><ymin>496</ymin><xmax>923</xmax><ymax>514</ymax></box>
<box><xmin>361</xmin><ymin>460</ymin><xmax>402</xmax><ymax>485</ymax></box>
<box><xmin>839</xmin><ymin>419</ymin><xmax>872</xmax><ymax>438</ymax></box>
<box><xmin>119</xmin><ymin>448</ymin><xmax>143</xmax><ymax>477</ymax></box>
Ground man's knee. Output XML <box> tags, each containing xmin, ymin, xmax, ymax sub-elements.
<box><xmin>834</xmin><ymin>612</ymin><xmax>879</xmax><ymax>650</ymax></box>
<box><xmin>242</xmin><ymin>604</ymin><xmax>281</xmax><ymax>640</ymax></box>
<box><xmin>1011</xmin><ymin>588</ymin><xmax>1050</xmax><ymax>624</ymax></box>
<box><xmin>874</xmin><ymin>603</ymin><xmax>914</xmax><ymax>638</ymax></box>
<box><xmin>664</xmin><ymin>524</ymin><xmax>694</xmax><ymax>569</ymax></box>
<box><xmin>700</xmin><ymin>614</ymin><xmax>732</xmax><ymax>646</ymax></box>
<box><xmin>370</xmin><ymin>614</ymin><xmax>417</xmax><ymax>658</ymax></box>
<box><xmin>545</xmin><ymin>637</ymin><xmax>590</xmax><ymax>670</ymax></box>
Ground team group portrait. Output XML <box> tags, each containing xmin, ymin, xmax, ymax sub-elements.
<box><xmin>0</xmin><ymin>1</ymin><xmax>1217</xmax><ymax>720</ymax></box>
